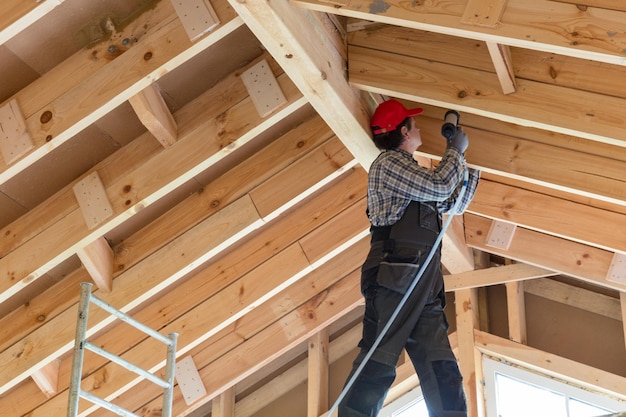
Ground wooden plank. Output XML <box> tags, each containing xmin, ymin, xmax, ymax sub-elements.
<box><xmin>412</xmin><ymin>115</ymin><xmax>626</xmax><ymax>207</ymax></box>
<box><xmin>525</xmin><ymin>278</ymin><xmax>622</xmax><ymax>321</ymax></box>
<box><xmin>0</xmin><ymin>167</ymin><xmax>368</xmax><ymax>415</ymax></box>
<box><xmin>0</xmin><ymin>0</ymin><xmax>64</xmax><ymax>44</ymax></box>
<box><xmin>506</xmin><ymin>280</ymin><xmax>527</xmax><ymax>344</ymax></box>
<box><xmin>212</xmin><ymin>387</ymin><xmax>235</xmax><ymax>417</ymax></box>
<box><xmin>76</xmin><ymin>237</ymin><xmax>114</xmax><ymax>292</ymax></box>
<box><xmin>0</xmin><ymin>0</ymin><xmax>241</xmax><ymax>186</ymax></box>
<box><xmin>0</xmin><ymin>195</ymin><xmax>262</xmax><ymax>396</ymax></box>
<box><xmin>485</xmin><ymin>42</ymin><xmax>517</xmax><ymax>94</ymax></box>
<box><xmin>464</xmin><ymin>213</ymin><xmax>626</xmax><ymax>292</ymax></box>
<box><xmin>31</xmin><ymin>360</ymin><xmax>60</xmax><ymax>399</ymax></box>
<box><xmin>348</xmin><ymin>45</ymin><xmax>626</xmax><ymax>148</ymax></box>
<box><xmin>475</xmin><ymin>330</ymin><xmax>626</xmax><ymax>401</ymax></box>
<box><xmin>0</xmin><ymin>68</ymin><xmax>306</xmax><ymax>311</ymax></box>
<box><xmin>308</xmin><ymin>329</ymin><xmax>329</xmax><ymax>417</ymax></box>
<box><xmin>549</xmin><ymin>0</ymin><xmax>626</xmax><ymax>12</ymax></box>
<box><xmin>444</xmin><ymin>262</ymin><xmax>556</xmax><ymax>291</ymax></box>
<box><xmin>128</xmin><ymin>84</ymin><xmax>178</xmax><ymax>147</ymax></box>
<box><xmin>442</xmin><ymin>214</ymin><xmax>476</xmax><ymax>274</ymax></box>
<box><xmin>468</xmin><ymin>179</ymin><xmax>626</xmax><ymax>253</ymax></box>
<box><xmin>249</xmin><ymin>137</ymin><xmax>357</xmax><ymax>218</ymax></box>
<box><xmin>622</xmin><ymin>293</ymin><xmax>626</xmax><ymax>353</ymax></box>
<box><xmin>227</xmin><ymin>0</ymin><xmax>379</xmax><ymax>171</ymax></box>
<box><xmin>455</xmin><ymin>288</ymin><xmax>482</xmax><ymax>417</ymax></box>
<box><xmin>293</xmin><ymin>0</ymin><xmax>626</xmax><ymax>66</ymax></box>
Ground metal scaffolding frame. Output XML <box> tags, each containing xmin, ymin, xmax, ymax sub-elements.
<box><xmin>67</xmin><ymin>282</ymin><xmax>178</xmax><ymax>417</ymax></box>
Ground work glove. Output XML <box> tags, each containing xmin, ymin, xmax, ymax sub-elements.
<box><xmin>447</xmin><ymin>126</ymin><xmax>468</xmax><ymax>153</ymax></box>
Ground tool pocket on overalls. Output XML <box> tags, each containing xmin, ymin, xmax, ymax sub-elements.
<box><xmin>376</xmin><ymin>254</ymin><xmax>421</xmax><ymax>293</ymax></box>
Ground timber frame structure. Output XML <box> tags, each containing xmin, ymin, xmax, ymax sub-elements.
<box><xmin>1</xmin><ymin>0</ymin><xmax>625</xmax><ymax>416</ymax></box>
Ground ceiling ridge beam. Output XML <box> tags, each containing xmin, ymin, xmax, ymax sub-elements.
<box><xmin>0</xmin><ymin>0</ymin><xmax>242</xmax><ymax>186</ymax></box>
<box><xmin>292</xmin><ymin>0</ymin><xmax>626</xmax><ymax>66</ymax></box>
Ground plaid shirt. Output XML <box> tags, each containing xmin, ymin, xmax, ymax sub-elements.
<box><xmin>367</xmin><ymin>147</ymin><xmax>480</xmax><ymax>226</ymax></box>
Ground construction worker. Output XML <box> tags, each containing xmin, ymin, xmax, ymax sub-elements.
<box><xmin>338</xmin><ymin>99</ymin><xmax>481</xmax><ymax>417</ymax></box>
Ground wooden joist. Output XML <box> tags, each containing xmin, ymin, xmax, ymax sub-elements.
<box><xmin>227</xmin><ymin>0</ymin><xmax>379</xmax><ymax>171</ymax></box>
<box><xmin>0</xmin><ymin>57</ymin><xmax>306</xmax><ymax>308</ymax></box>
<box><xmin>1</xmin><ymin>164</ymin><xmax>368</xmax><ymax>414</ymax></box>
<box><xmin>293</xmin><ymin>0</ymin><xmax>626</xmax><ymax>66</ymax></box>
<box><xmin>348</xmin><ymin>44</ymin><xmax>626</xmax><ymax>148</ymax></box>
<box><xmin>464</xmin><ymin>213</ymin><xmax>626</xmax><ymax>292</ymax></box>
<box><xmin>0</xmin><ymin>0</ymin><xmax>240</xmax><ymax>185</ymax></box>
<box><xmin>468</xmin><ymin>179</ymin><xmax>626</xmax><ymax>254</ymax></box>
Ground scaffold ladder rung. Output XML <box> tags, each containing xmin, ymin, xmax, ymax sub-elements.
<box><xmin>67</xmin><ymin>282</ymin><xmax>178</xmax><ymax>417</ymax></box>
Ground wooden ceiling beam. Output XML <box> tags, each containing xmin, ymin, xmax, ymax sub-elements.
<box><xmin>444</xmin><ymin>262</ymin><xmax>556</xmax><ymax>291</ymax></box>
<box><xmin>292</xmin><ymin>0</ymin><xmax>626</xmax><ymax>66</ymax></box>
<box><xmin>468</xmin><ymin>179</ymin><xmax>626</xmax><ymax>254</ymax></box>
<box><xmin>0</xmin><ymin>63</ymin><xmax>306</xmax><ymax>309</ymax></box>
<box><xmin>227</xmin><ymin>0</ymin><xmax>380</xmax><ymax>170</ymax></box>
<box><xmin>1</xmin><ymin>165</ymin><xmax>368</xmax><ymax>414</ymax></box>
<box><xmin>348</xmin><ymin>45</ymin><xmax>626</xmax><ymax>148</ymax></box>
<box><xmin>413</xmin><ymin>115</ymin><xmax>626</xmax><ymax>208</ymax></box>
<box><xmin>0</xmin><ymin>0</ymin><xmax>63</xmax><ymax>45</ymax></box>
<box><xmin>475</xmin><ymin>330</ymin><xmax>626</xmax><ymax>401</ymax></box>
<box><xmin>0</xmin><ymin>0</ymin><xmax>241</xmax><ymax>186</ymax></box>
<box><xmin>465</xmin><ymin>214</ymin><xmax>626</xmax><ymax>292</ymax></box>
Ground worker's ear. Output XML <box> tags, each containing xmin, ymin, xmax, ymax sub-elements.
<box><xmin>400</xmin><ymin>125</ymin><xmax>409</xmax><ymax>137</ymax></box>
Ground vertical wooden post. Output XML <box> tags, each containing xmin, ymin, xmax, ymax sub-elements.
<box><xmin>308</xmin><ymin>328</ymin><xmax>329</xmax><ymax>417</ymax></box>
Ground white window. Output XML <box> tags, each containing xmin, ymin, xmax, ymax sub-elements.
<box><xmin>483</xmin><ymin>357</ymin><xmax>626</xmax><ymax>417</ymax></box>
<box><xmin>379</xmin><ymin>386</ymin><xmax>428</xmax><ymax>417</ymax></box>
<box><xmin>379</xmin><ymin>357</ymin><xmax>626</xmax><ymax>417</ymax></box>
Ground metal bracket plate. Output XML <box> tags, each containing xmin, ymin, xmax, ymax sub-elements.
<box><xmin>240</xmin><ymin>59</ymin><xmax>287</xmax><ymax>118</ymax></box>
<box><xmin>606</xmin><ymin>252</ymin><xmax>626</xmax><ymax>285</ymax></box>
<box><xmin>485</xmin><ymin>219</ymin><xmax>517</xmax><ymax>250</ymax></box>
<box><xmin>175</xmin><ymin>355</ymin><xmax>207</xmax><ymax>405</ymax></box>
<box><xmin>170</xmin><ymin>0</ymin><xmax>220</xmax><ymax>42</ymax></box>
<box><xmin>0</xmin><ymin>99</ymin><xmax>34</xmax><ymax>165</ymax></box>
<box><xmin>72</xmin><ymin>171</ymin><xmax>114</xmax><ymax>230</ymax></box>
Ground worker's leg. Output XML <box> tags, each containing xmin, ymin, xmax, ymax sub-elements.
<box><xmin>405</xmin><ymin>297</ymin><xmax>467</xmax><ymax>417</ymax></box>
<box><xmin>338</xmin><ymin>284</ymin><xmax>411</xmax><ymax>417</ymax></box>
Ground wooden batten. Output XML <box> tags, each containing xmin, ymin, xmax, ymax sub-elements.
<box><xmin>129</xmin><ymin>84</ymin><xmax>178</xmax><ymax>147</ymax></box>
<box><xmin>506</xmin><ymin>280</ymin><xmax>527</xmax><ymax>344</ymax></box>
<box><xmin>31</xmin><ymin>360</ymin><xmax>61</xmax><ymax>399</ymax></box>
<box><xmin>442</xmin><ymin>214</ymin><xmax>476</xmax><ymax>274</ymax></box>
<box><xmin>76</xmin><ymin>236</ymin><xmax>114</xmax><ymax>292</ymax></box>
<box><xmin>486</xmin><ymin>42</ymin><xmax>517</xmax><ymax>94</ymax></box>
<box><xmin>212</xmin><ymin>387</ymin><xmax>235</xmax><ymax>417</ymax></box>
<box><xmin>308</xmin><ymin>329</ymin><xmax>329</xmax><ymax>417</ymax></box>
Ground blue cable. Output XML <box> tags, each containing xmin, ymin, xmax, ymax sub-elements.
<box><xmin>326</xmin><ymin>167</ymin><xmax>470</xmax><ymax>417</ymax></box>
